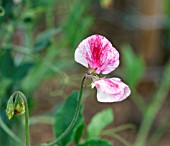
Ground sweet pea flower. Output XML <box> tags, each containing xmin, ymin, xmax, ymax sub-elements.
<box><xmin>75</xmin><ymin>34</ymin><xmax>119</xmax><ymax>74</ymax></box>
<box><xmin>91</xmin><ymin>78</ymin><xmax>131</xmax><ymax>102</ymax></box>
<box><xmin>75</xmin><ymin>34</ymin><xmax>131</xmax><ymax>103</ymax></box>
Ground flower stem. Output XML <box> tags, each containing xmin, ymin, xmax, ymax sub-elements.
<box><xmin>15</xmin><ymin>91</ymin><xmax>30</xmax><ymax>146</ymax></box>
<box><xmin>45</xmin><ymin>76</ymin><xmax>86</xmax><ymax>146</ymax></box>
<box><xmin>23</xmin><ymin>94</ymin><xmax>30</xmax><ymax>146</ymax></box>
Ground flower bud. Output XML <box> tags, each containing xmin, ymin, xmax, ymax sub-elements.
<box><xmin>6</xmin><ymin>92</ymin><xmax>25</xmax><ymax>120</ymax></box>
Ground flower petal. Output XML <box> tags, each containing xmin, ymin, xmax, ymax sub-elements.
<box><xmin>74</xmin><ymin>34</ymin><xmax>119</xmax><ymax>74</ymax></box>
<box><xmin>91</xmin><ymin>78</ymin><xmax>131</xmax><ymax>102</ymax></box>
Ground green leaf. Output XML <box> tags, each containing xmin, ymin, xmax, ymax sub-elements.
<box><xmin>0</xmin><ymin>50</ymin><xmax>15</xmax><ymax>78</ymax></box>
<box><xmin>54</xmin><ymin>91</ymin><xmax>83</xmax><ymax>146</ymax></box>
<box><xmin>121</xmin><ymin>44</ymin><xmax>145</xmax><ymax>89</ymax></box>
<box><xmin>12</xmin><ymin>63</ymin><xmax>34</xmax><ymax>80</ymax></box>
<box><xmin>74</xmin><ymin>122</ymin><xmax>85</xmax><ymax>144</ymax></box>
<box><xmin>34</xmin><ymin>27</ymin><xmax>62</xmax><ymax>52</ymax></box>
<box><xmin>87</xmin><ymin>108</ymin><xmax>113</xmax><ymax>139</ymax></box>
<box><xmin>77</xmin><ymin>139</ymin><xmax>113</xmax><ymax>146</ymax></box>
<box><xmin>0</xmin><ymin>51</ymin><xmax>33</xmax><ymax>80</ymax></box>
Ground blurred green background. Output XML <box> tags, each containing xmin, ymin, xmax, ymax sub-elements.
<box><xmin>0</xmin><ymin>0</ymin><xmax>170</xmax><ymax>146</ymax></box>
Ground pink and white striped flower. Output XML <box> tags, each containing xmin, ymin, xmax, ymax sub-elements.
<box><xmin>75</xmin><ymin>34</ymin><xmax>131</xmax><ymax>103</ymax></box>
<box><xmin>91</xmin><ymin>78</ymin><xmax>131</xmax><ymax>103</ymax></box>
<box><xmin>75</xmin><ymin>34</ymin><xmax>119</xmax><ymax>74</ymax></box>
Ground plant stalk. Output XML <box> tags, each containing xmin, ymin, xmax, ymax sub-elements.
<box><xmin>16</xmin><ymin>91</ymin><xmax>30</xmax><ymax>146</ymax></box>
<box><xmin>45</xmin><ymin>76</ymin><xmax>86</xmax><ymax>146</ymax></box>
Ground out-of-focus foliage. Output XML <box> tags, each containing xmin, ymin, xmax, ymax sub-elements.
<box><xmin>134</xmin><ymin>60</ymin><xmax>170</xmax><ymax>146</ymax></box>
<box><xmin>121</xmin><ymin>45</ymin><xmax>170</xmax><ymax>146</ymax></box>
<box><xmin>63</xmin><ymin>0</ymin><xmax>93</xmax><ymax>52</ymax></box>
<box><xmin>121</xmin><ymin>44</ymin><xmax>145</xmax><ymax>90</ymax></box>
<box><xmin>0</xmin><ymin>50</ymin><xmax>33</xmax><ymax>80</ymax></box>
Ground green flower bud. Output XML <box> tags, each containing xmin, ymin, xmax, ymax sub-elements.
<box><xmin>6</xmin><ymin>92</ymin><xmax>25</xmax><ymax>120</ymax></box>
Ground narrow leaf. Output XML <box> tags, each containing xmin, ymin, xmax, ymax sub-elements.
<box><xmin>121</xmin><ymin>44</ymin><xmax>144</xmax><ymax>89</ymax></box>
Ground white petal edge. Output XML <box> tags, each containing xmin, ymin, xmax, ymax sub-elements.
<box><xmin>92</xmin><ymin>78</ymin><xmax>131</xmax><ymax>103</ymax></box>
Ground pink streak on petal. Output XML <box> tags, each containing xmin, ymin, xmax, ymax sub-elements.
<box><xmin>91</xmin><ymin>78</ymin><xmax>131</xmax><ymax>103</ymax></box>
<box><xmin>74</xmin><ymin>34</ymin><xmax>119</xmax><ymax>74</ymax></box>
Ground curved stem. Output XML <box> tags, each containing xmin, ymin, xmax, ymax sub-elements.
<box><xmin>15</xmin><ymin>91</ymin><xmax>30</xmax><ymax>146</ymax></box>
<box><xmin>45</xmin><ymin>76</ymin><xmax>86</xmax><ymax>146</ymax></box>
<box><xmin>23</xmin><ymin>93</ymin><xmax>30</xmax><ymax>146</ymax></box>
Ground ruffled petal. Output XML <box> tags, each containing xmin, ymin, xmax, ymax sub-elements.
<box><xmin>91</xmin><ymin>78</ymin><xmax>131</xmax><ymax>102</ymax></box>
<box><xmin>74</xmin><ymin>34</ymin><xmax>119</xmax><ymax>74</ymax></box>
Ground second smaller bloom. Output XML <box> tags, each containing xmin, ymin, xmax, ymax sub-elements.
<box><xmin>91</xmin><ymin>78</ymin><xmax>131</xmax><ymax>103</ymax></box>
